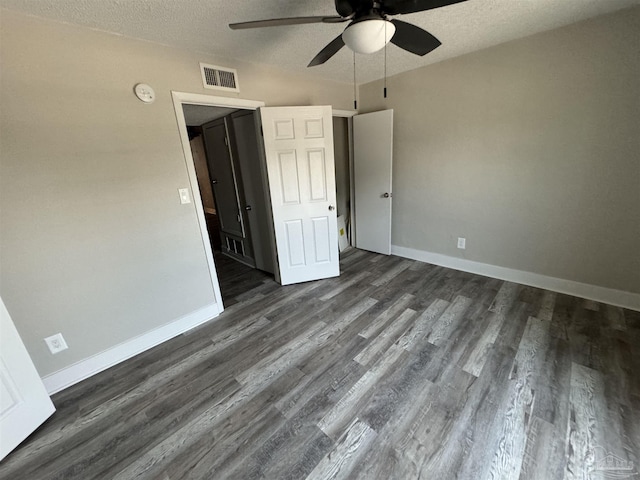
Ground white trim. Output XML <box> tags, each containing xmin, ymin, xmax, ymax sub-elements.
<box><xmin>42</xmin><ymin>303</ymin><xmax>221</xmax><ymax>394</ymax></box>
<box><xmin>391</xmin><ymin>245</ymin><xmax>640</xmax><ymax>312</ymax></box>
<box><xmin>332</xmin><ymin>109</ymin><xmax>358</xmax><ymax>118</ymax></box>
<box><xmin>172</xmin><ymin>91</ymin><xmax>263</xmax><ymax>110</ymax></box>
<box><xmin>347</xmin><ymin>116</ymin><xmax>355</xmax><ymax>247</ymax></box>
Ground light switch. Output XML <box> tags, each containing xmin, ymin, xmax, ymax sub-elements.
<box><xmin>178</xmin><ymin>188</ymin><xmax>191</xmax><ymax>204</ymax></box>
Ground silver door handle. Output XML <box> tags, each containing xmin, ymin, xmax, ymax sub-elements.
<box><xmin>244</xmin><ymin>205</ymin><xmax>252</xmax><ymax>211</ymax></box>
<box><xmin>328</xmin><ymin>205</ymin><xmax>335</xmax><ymax>211</ymax></box>
<box><xmin>212</xmin><ymin>179</ymin><xmax>218</xmax><ymax>185</ymax></box>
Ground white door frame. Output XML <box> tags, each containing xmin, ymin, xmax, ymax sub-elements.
<box><xmin>172</xmin><ymin>92</ymin><xmax>265</xmax><ymax>312</ymax></box>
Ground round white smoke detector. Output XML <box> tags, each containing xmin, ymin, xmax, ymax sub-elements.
<box><xmin>134</xmin><ymin>83</ymin><xmax>156</xmax><ymax>104</ymax></box>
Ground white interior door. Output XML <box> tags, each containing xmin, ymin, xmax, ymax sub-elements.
<box><xmin>0</xmin><ymin>297</ymin><xmax>55</xmax><ymax>460</ymax></box>
<box><xmin>353</xmin><ymin>109</ymin><xmax>394</xmax><ymax>255</ymax></box>
<box><xmin>259</xmin><ymin>106</ymin><xmax>339</xmax><ymax>285</ymax></box>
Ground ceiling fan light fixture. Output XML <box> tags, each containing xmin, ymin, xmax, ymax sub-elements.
<box><xmin>342</xmin><ymin>19</ymin><xmax>395</xmax><ymax>54</ymax></box>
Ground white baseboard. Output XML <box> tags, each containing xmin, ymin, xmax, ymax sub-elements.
<box><xmin>42</xmin><ymin>302</ymin><xmax>222</xmax><ymax>395</ymax></box>
<box><xmin>391</xmin><ymin>245</ymin><xmax>640</xmax><ymax>312</ymax></box>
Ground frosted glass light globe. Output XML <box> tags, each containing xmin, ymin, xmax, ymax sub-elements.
<box><xmin>342</xmin><ymin>19</ymin><xmax>396</xmax><ymax>54</ymax></box>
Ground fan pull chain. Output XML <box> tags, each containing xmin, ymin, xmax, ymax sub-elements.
<box><xmin>353</xmin><ymin>52</ymin><xmax>357</xmax><ymax>110</ymax></box>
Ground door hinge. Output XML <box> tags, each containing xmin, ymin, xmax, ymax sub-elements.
<box><xmin>224</xmin><ymin>136</ymin><xmax>228</xmax><ymax>146</ymax></box>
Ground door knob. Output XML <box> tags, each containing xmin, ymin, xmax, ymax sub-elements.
<box><xmin>383</xmin><ymin>192</ymin><xmax>390</xmax><ymax>198</ymax></box>
<box><xmin>212</xmin><ymin>179</ymin><xmax>218</xmax><ymax>185</ymax></box>
<box><xmin>328</xmin><ymin>205</ymin><xmax>335</xmax><ymax>211</ymax></box>
<box><xmin>244</xmin><ymin>205</ymin><xmax>252</xmax><ymax>211</ymax></box>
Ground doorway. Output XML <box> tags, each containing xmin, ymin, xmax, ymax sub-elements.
<box><xmin>172</xmin><ymin>92</ymin><xmax>356</xmax><ymax>308</ymax></box>
<box><xmin>181</xmin><ymin>103</ymin><xmax>275</xmax><ymax>305</ymax></box>
<box><xmin>173</xmin><ymin>93</ymin><xmax>264</xmax><ymax>309</ymax></box>
<box><xmin>184</xmin><ymin>106</ymin><xmax>274</xmax><ymax>270</ymax></box>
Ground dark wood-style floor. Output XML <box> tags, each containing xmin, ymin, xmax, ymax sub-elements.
<box><xmin>2</xmin><ymin>248</ymin><xmax>639</xmax><ymax>479</ymax></box>
<box><xmin>213</xmin><ymin>251</ymin><xmax>274</xmax><ymax>307</ymax></box>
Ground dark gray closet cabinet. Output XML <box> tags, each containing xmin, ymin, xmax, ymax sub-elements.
<box><xmin>201</xmin><ymin>112</ymin><xmax>274</xmax><ymax>273</ymax></box>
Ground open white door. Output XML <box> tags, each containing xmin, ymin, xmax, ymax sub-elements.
<box><xmin>0</xmin><ymin>297</ymin><xmax>55</xmax><ymax>460</ymax></box>
<box><xmin>259</xmin><ymin>106</ymin><xmax>339</xmax><ymax>285</ymax></box>
<box><xmin>353</xmin><ymin>109</ymin><xmax>394</xmax><ymax>255</ymax></box>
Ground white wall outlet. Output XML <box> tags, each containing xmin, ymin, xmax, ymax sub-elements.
<box><xmin>178</xmin><ymin>188</ymin><xmax>191</xmax><ymax>204</ymax></box>
<box><xmin>44</xmin><ymin>333</ymin><xmax>68</xmax><ymax>354</ymax></box>
<box><xmin>457</xmin><ymin>237</ymin><xmax>466</xmax><ymax>249</ymax></box>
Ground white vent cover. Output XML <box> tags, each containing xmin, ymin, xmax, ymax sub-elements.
<box><xmin>199</xmin><ymin>63</ymin><xmax>240</xmax><ymax>92</ymax></box>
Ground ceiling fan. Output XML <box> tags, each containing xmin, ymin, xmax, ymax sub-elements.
<box><xmin>229</xmin><ymin>0</ymin><xmax>467</xmax><ymax>67</ymax></box>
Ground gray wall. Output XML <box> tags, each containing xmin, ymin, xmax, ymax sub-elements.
<box><xmin>0</xmin><ymin>9</ymin><xmax>353</xmax><ymax>376</ymax></box>
<box><xmin>359</xmin><ymin>7</ymin><xmax>640</xmax><ymax>294</ymax></box>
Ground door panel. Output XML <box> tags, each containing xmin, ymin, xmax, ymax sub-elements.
<box><xmin>312</xmin><ymin>216</ymin><xmax>331</xmax><ymax>262</ymax></box>
<box><xmin>284</xmin><ymin>220</ymin><xmax>305</xmax><ymax>266</ymax></box>
<box><xmin>259</xmin><ymin>106</ymin><xmax>339</xmax><ymax>285</ymax></box>
<box><xmin>278</xmin><ymin>151</ymin><xmax>301</xmax><ymax>204</ymax></box>
<box><xmin>353</xmin><ymin>110</ymin><xmax>394</xmax><ymax>255</ymax></box>
<box><xmin>308</xmin><ymin>150</ymin><xmax>328</xmax><ymax>201</ymax></box>
<box><xmin>1</xmin><ymin>297</ymin><xmax>55</xmax><ymax>460</ymax></box>
<box><xmin>230</xmin><ymin>111</ymin><xmax>275</xmax><ymax>274</ymax></box>
<box><xmin>202</xmin><ymin>120</ymin><xmax>244</xmax><ymax>238</ymax></box>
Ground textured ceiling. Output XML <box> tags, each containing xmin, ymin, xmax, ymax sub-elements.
<box><xmin>1</xmin><ymin>0</ymin><xmax>638</xmax><ymax>84</ymax></box>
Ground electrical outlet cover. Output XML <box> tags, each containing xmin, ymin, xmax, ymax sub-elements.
<box><xmin>457</xmin><ymin>237</ymin><xmax>466</xmax><ymax>249</ymax></box>
<box><xmin>44</xmin><ymin>333</ymin><xmax>68</xmax><ymax>354</ymax></box>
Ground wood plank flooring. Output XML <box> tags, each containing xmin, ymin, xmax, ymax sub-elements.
<box><xmin>1</xmin><ymin>248</ymin><xmax>639</xmax><ymax>480</ymax></box>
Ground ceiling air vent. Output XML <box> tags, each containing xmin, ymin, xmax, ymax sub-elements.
<box><xmin>200</xmin><ymin>63</ymin><xmax>240</xmax><ymax>93</ymax></box>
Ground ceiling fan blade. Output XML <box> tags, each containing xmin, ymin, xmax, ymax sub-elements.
<box><xmin>382</xmin><ymin>0</ymin><xmax>467</xmax><ymax>15</ymax></box>
<box><xmin>229</xmin><ymin>16</ymin><xmax>347</xmax><ymax>30</ymax></box>
<box><xmin>308</xmin><ymin>34</ymin><xmax>346</xmax><ymax>67</ymax></box>
<box><xmin>389</xmin><ymin>19</ymin><xmax>441</xmax><ymax>56</ymax></box>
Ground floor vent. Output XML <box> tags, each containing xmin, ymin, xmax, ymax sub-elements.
<box><xmin>200</xmin><ymin>63</ymin><xmax>240</xmax><ymax>92</ymax></box>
